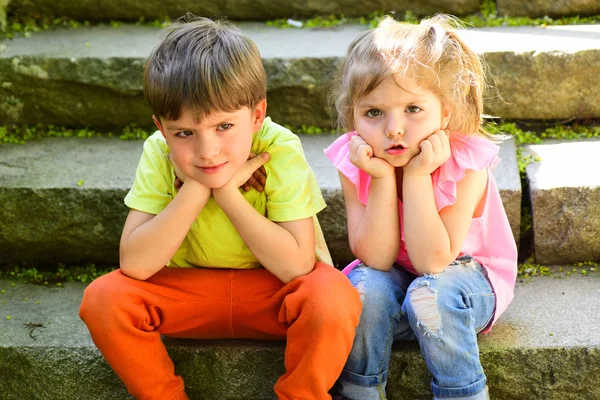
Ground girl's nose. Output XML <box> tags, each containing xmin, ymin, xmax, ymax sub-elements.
<box><xmin>385</xmin><ymin>119</ymin><xmax>404</xmax><ymax>138</ymax></box>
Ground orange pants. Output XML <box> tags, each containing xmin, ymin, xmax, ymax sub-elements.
<box><xmin>79</xmin><ymin>262</ymin><xmax>361</xmax><ymax>400</ymax></box>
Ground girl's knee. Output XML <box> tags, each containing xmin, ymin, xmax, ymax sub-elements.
<box><xmin>404</xmin><ymin>273</ymin><xmax>468</xmax><ymax>337</ymax></box>
<box><xmin>351</xmin><ymin>266</ymin><xmax>405</xmax><ymax>310</ymax></box>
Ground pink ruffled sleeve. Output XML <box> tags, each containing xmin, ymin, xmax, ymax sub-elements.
<box><xmin>324</xmin><ymin>132</ymin><xmax>371</xmax><ymax>205</ymax></box>
<box><xmin>433</xmin><ymin>135</ymin><xmax>501</xmax><ymax>211</ymax></box>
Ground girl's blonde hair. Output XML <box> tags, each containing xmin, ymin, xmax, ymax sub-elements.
<box><xmin>334</xmin><ymin>14</ymin><xmax>489</xmax><ymax>137</ymax></box>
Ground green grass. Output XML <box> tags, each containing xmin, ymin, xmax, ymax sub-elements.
<box><xmin>0</xmin><ymin>264</ymin><xmax>116</xmax><ymax>285</ymax></box>
<box><xmin>266</xmin><ymin>0</ymin><xmax>600</xmax><ymax>29</ymax></box>
<box><xmin>5</xmin><ymin>0</ymin><xmax>599</xmax><ymax>39</ymax></box>
<box><xmin>2</xmin><ymin>14</ymin><xmax>171</xmax><ymax>39</ymax></box>
<box><xmin>0</xmin><ymin>124</ymin><xmax>154</xmax><ymax>144</ymax></box>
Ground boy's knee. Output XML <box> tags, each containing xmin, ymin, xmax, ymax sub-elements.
<box><xmin>79</xmin><ymin>270</ymin><xmax>125</xmax><ymax>322</ymax></box>
<box><xmin>303</xmin><ymin>266</ymin><xmax>361</xmax><ymax>324</ymax></box>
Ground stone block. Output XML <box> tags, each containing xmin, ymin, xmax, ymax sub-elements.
<box><xmin>8</xmin><ymin>0</ymin><xmax>481</xmax><ymax>22</ymax></box>
<box><xmin>525</xmin><ymin>140</ymin><xmax>600</xmax><ymax>264</ymax></box>
<box><xmin>497</xmin><ymin>0</ymin><xmax>600</xmax><ymax>18</ymax></box>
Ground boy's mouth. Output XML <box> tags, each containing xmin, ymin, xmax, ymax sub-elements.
<box><xmin>197</xmin><ymin>162</ymin><xmax>227</xmax><ymax>174</ymax></box>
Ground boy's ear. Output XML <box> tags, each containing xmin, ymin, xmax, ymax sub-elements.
<box><xmin>153</xmin><ymin>115</ymin><xmax>165</xmax><ymax>138</ymax></box>
<box><xmin>252</xmin><ymin>99</ymin><xmax>267</xmax><ymax>132</ymax></box>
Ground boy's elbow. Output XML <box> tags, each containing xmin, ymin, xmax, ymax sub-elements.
<box><xmin>280</xmin><ymin>253</ymin><xmax>315</xmax><ymax>283</ymax></box>
<box><xmin>119</xmin><ymin>256</ymin><xmax>153</xmax><ymax>281</ymax></box>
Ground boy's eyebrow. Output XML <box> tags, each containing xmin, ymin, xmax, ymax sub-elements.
<box><xmin>162</xmin><ymin>123</ymin><xmax>194</xmax><ymax>131</ymax></box>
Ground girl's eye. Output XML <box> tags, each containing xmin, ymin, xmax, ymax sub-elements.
<box><xmin>218</xmin><ymin>123</ymin><xmax>232</xmax><ymax>131</ymax></box>
<box><xmin>406</xmin><ymin>105</ymin><xmax>422</xmax><ymax>113</ymax></box>
<box><xmin>365</xmin><ymin>109</ymin><xmax>382</xmax><ymax>117</ymax></box>
<box><xmin>176</xmin><ymin>130</ymin><xmax>193</xmax><ymax>137</ymax></box>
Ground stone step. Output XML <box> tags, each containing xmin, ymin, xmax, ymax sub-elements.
<box><xmin>7</xmin><ymin>0</ymin><xmax>600</xmax><ymax>24</ymax></box>
<box><xmin>6</xmin><ymin>0</ymin><xmax>481</xmax><ymax>23</ymax></box>
<box><xmin>524</xmin><ymin>140</ymin><xmax>600</xmax><ymax>265</ymax></box>
<box><xmin>1</xmin><ymin>268</ymin><xmax>599</xmax><ymax>399</ymax></box>
<box><xmin>0</xmin><ymin>23</ymin><xmax>598</xmax><ymax>130</ymax></box>
<box><xmin>0</xmin><ymin>134</ymin><xmax>521</xmax><ymax>267</ymax></box>
<box><xmin>497</xmin><ymin>0</ymin><xmax>600</xmax><ymax>18</ymax></box>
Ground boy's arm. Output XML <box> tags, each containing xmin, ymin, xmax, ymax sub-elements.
<box><xmin>120</xmin><ymin>179</ymin><xmax>211</xmax><ymax>280</ymax></box>
<box><xmin>340</xmin><ymin>172</ymin><xmax>400</xmax><ymax>271</ymax></box>
<box><xmin>213</xmin><ymin>153</ymin><xmax>315</xmax><ymax>283</ymax></box>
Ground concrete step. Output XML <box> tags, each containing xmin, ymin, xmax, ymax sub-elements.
<box><xmin>0</xmin><ymin>23</ymin><xmax>598</xmax><ymax>130</ymax></box>
<box><xmin>524</xmin><ymin>140</ymin><xmax>600</xmax><ymax>264</ymax></box>
<box><xmin>6</xmin><ymin>0</ymin><xmax>481</xmax><ymax>23</ymax></box>
<box><xmin>497</xmin><ymin>0</ymin><xmax>600</xmax><ymax>18</ymax></box>
<box><xmin>1</xmin><ymin>268</ymin><xmax>599</xmax><ymax>399</ymax></box>
<box><xmin>0</xmin><ymin>134</ymin><xmax>521</xmax><ymax>267</ymax></box>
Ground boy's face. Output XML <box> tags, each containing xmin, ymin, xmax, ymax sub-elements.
<box><xmin>154</xmin><ymin>99</ymin><xmax>266</xmax><ymax>189</ymax></box>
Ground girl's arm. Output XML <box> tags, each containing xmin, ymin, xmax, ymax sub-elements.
<box><xmin>340</xmin><ymin>172</ymin><xmax>400</xmax><ymax>271</ymax></box>
<box><xmin>403</xmin><ymin>133</ymin><xmax>488</xmax><ymax>274</ymax></box>
<box><xmin>119</xmin><ymin>179</ymin><xmax>212</xmax><ymax>280</ymax></box>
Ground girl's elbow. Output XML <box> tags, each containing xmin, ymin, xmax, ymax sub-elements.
<box><xmin>412</xmin><ymin>253</ymin><xmax>454</xmax><ymax>275</ymax></box>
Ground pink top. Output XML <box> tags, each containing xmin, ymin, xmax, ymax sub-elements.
<box><xmin>324</xmin><ymin>132</ymin><xmax>518</xmax><ymax>330</ymax></box>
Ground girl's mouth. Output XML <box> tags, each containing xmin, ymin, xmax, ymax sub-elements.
<box><xmin>386</xmin><ymin>144</ymin><xmax>409</xmax><ymax>156</ymax></box>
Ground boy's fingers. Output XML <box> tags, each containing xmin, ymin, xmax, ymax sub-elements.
<box><xmin>248</xmin><ymin>152</ymin><xmax>270</xmax><ymax>170</ymax></box>
<box><xmin>246</xmin><ymin>175</ymin><xmax>263</xmax><ymax>192</ymax></box>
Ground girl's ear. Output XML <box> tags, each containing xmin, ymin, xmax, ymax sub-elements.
<box><xmin>252</xmin><ymin>99</ymin><xmax>267</xmax><ymax>132</ymax></box>
<box><xmin>442</xmin><ymin>103</ymin><xmax>453</xmax><ymax>130</ymax></box>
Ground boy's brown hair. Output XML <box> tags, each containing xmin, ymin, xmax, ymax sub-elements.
<box><xmin>144</xmin><ymin>15</ymin><xmax>267</xmax><ymax>122</ymax></box>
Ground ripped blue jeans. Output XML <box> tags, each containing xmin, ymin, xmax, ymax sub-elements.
<box><xmin>339</xmin><ymin>256</ymin><xmax>496</xmax><ymax>400</ymax></box>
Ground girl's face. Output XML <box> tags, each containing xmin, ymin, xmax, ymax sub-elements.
<box><xmin>353</xmin><ymin>75</ymin><xmax>452</xmax><ymax>168</ymax></box>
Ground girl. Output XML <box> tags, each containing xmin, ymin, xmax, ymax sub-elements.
<box><xmin>325</xmin><ymin>15</ymin><xmax>518</xmax><ymax>400</ymax></box>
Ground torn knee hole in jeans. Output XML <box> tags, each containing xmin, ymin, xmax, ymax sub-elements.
<box><xmin>354</xmin><ymin>270</ymin><xmax>367</xmax><ymax>303</ymax></box>
<box><xmin>410</xmin><ymin>282</ymin><xmax>442</xmax><ymax>337</ymax></box>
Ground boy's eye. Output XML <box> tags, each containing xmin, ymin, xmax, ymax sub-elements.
<box><xmin>217</xmin><ymin>123</ymin><xmax>232</xmax><ymax>131</ymax></box>
<box><xmin>176</xmin><ymin>130</ymin><xmax>193</xmax><ymax>137</ymax></box>
<box><xmin>365</xmin><ymin>109</ymin><xmax>382</xmax><ymax>117</ymax></box>
<box><xmin>406</xmin><ymin>105</ymin><xmax>422</xmax><ymax>113</ymax></box>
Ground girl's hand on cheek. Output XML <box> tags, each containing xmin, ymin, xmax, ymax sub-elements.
<box><xmin>349</xmin><ymin>135</ymin><xmax>394</xmax><ymax>179</ymax></box>
<box><xmin>404</xmin><ymin>130</ymin><xmax>450</xmax><ymax>177</ymax></box>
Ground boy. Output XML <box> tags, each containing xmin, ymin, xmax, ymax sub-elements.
<box><xmin>79</xmin><ymin>16</ymin><xmax>361</xmax><ymax>400</ymax></box>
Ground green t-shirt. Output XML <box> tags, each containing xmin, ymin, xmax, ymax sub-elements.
<box><xmin>124</xmin><ymin>117</ymin><xmax>332</xmax><ymax>269</ymax></box>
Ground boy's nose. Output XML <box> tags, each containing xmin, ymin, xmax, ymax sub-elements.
<box><xmin>195</xmin><ymin>137</ymin><xmax>220</xmax><ymax>159</ymax></box>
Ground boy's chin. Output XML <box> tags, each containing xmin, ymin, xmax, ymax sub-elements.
<box><xmin>196</xmin><ymin>175</ymin><xmax>234</xmax><ymax>190</ymax></box>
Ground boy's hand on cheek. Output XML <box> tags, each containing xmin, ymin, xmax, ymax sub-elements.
<box><xmin>241</xmin><ymin>152</ymin><xmax>267</xmax><ymax>192</ymax></box>
<box><xmin>168</xmin><ymin>154</ymin><xmax>211</xmax><ymax>197</ymax></box>
<box><xmin>404</xmin><ymin>130</ymin><xmax>450</xmax><ymax>177</ymax></box>
<box><xmin>350</xmin><ymin>135</ymin><xmax>394</xmax><ymax>178</ymax></box>
<box><xmin>216</xmin><ymin>152</ymin><xmax>270</xmax><ymax>197</ymax></box>
<box><xmin>168</xmin><ymin>154</ymin><xmax>188</xmax><ymax>190</ymax></box>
